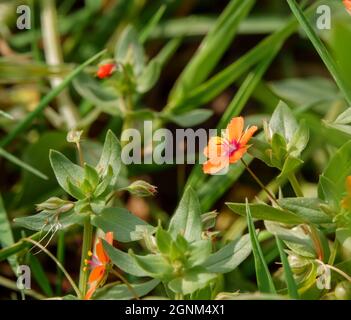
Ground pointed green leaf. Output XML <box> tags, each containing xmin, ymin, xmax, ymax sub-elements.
<box><xmin>246</xmin><ymin>199</ymin><xmax>276</xmax><ymax>293</ymax></box>
<box><xmin>168</xmin><ymin>186</ymin><xmax>202</xmax><ymax>241</ymax></box>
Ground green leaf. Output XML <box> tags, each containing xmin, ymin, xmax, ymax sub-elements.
<box><xmin>275</xmin><ymin>236</ymin><xmax>299</xmax><ymax>299</ymax></box>
<box><xmin>156</xmin><ymin>227</ymin><xmax>173</xmax><ymax>255</ymax></box>
<box><xmin>269</xmin><ymin>77</ymin><xmax>341</xmax><ymax>107</ymax></box>
<box><xmin>226</xmin><ymin>202</ymin><xmax>304</xmax><ymax>224</ymax></box>
<box><xmin>318</xmin><ymin>140</ymin><xmax>351</xmax><ymax>204</ymax></box>
<box><xmin>203</xmin><ymin>233</ymin><xmax>252</xmax><ymax>273</ymax></box>
<box><xmin>168</xmin><ymin>186</ymin><xmax>202</xmax><ymax>242</ymax></box>
<box><xmin>49</xmin><ymin>150</ymin><xmax>84</xmax><ymax>196</ymax></box>
<box><xmin>115</xmin><ymin>25</ymin><xmax>145</xmax><ymax>76</ymax></box>
<box><xmin>0</xmin><ymin>147</ymin><xmax>48</xmax><ymax>180</ymax></box>
<box><xmin>269</xmin><ymin>101</ymin><xmax>298</xmax><ymax>143</ymax></box>
<box><xmin>137</xmin><ymin>59</ymin><xmax>161</xmax><ymax>93</ymax></box>
<box><xmin>286</xmin><ymin>0</ymin><xmax>351</xmax><ymax>106</ymax></box>
<box><xmin>169</xmin><ymin>0</ymin><xmax>255</xmax><ymax>102</ymax></box>
<box><xmin>265</xmin><ymin>221</ymin><xmax>316</xmax><ymax>258</ymax></box>
<box><xmin>97</xmin><ymin>130</ymin><xmax>121</xmax><ymax>185</ymax></box>
<box><xmin>277</xmin><ymin>198</ymin><xmax>332</xmax><ymax>225</ymax></box>
<box><xmin>139</xmin><ymin>5</ymin><xmax>166</xmax><ymax>44</ymax></box>
<box><xmin>102</xmin><ymin>240</ymin><xmax>149</xmax><ymax>277</ymax></box>
<box><xmin>130</xmin><ymin>252</ymin><xmax>173</xmax><ymax>280</ymax></box>
<box><xmin>14</xmin><ymin>210</ymin><xmax>83</xmax><ymax>232</ymax></box>
<box><xmin>73</xmin><ymin>72</ymin><xmax>120</xmax><ymax>115</ymax></box>
<box><xmin>163</xmin><ymin>109</ymin><xmax>213</xmax><ymax>127</ymax></box>
<box><xmin>29</xmin><ymin>254</ymin><xmax>53</xmax><ymax>297</ymax></box>
<box><xmin>278</xmin><ymin>155</ymin><xmax>303</xmax><ymax>180</ymax></box>
<box><xmin>246</xmin><ymin>199</ymin><xmax>276</xmax><ymax>293</ymax></box>
<box><xmin>168</xmin><ymin>268</ymin><xmax>217</xmax><ymax>295</ymax></box>
<box><xmin>94</xmin><ymin>279</ymin><xmax>160</xmax><ymax>300</ymax></box>
<box><xmin>188</xmin><ymin>240</ymin><xmax>212</xmax><ymax>268</ymax></box>
<box><xmin>91</xmin><ymin>207</ymin><xmax>154</xmax><ymax>243</ymax></box>
<box><xmin>0</xmin><ymin>194</ymin><xmax>17</xmax><ymax>273</ymax></box>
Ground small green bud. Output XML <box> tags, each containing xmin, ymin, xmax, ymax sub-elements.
<box><xmin>125</xmin><ymin>180</ymin><xmax>157</xmax><ymax>197</ymax></box>
<box><xmin>335</xmin><ymin>281</ymin><xmax>351</xmax><ymax>300</ymax></box>
<box><xmin>36</xmin><ymin>197</ymin><xmax>74</xmax><ymax>213</ymax></box>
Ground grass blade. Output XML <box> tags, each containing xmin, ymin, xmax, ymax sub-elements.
<box><xmin>0</xmin><ymin>148</ymin><xmax>48</xmax><ymax>180</ymax></box>
<box><xmin>246</xmin><ymin>199</ymin><xmax>276</xmax><ymax>293</ymax></box>
<box><xmin>169</xmin><ymin>0</ymin><xmax>255</xmax><ymax>103</ymax></box>
<box><xmin>29</xmin><ymin>254</ymin><xmax>54</xmax><ymax>297</ymax></box>
<box><xmin>286</xmin><ymin>0</ymin><xmax>351</xmax><ymax>106</ymax></box>
<box><xmin>0</xmin><ymin>49</ymin><xmax>106</xmax><ymax>148</ymax></box>
<box><xmin>167</xmin><ymin>1</ymin><xmax>321</xmax><ymax>113</ymax></box>
<box><xmin>0</xmin><ymin>194</ymin><xmax>18</xmax><ymax>273</ymax></box>
<box><xmin>275</xmin><ymin>235</ymin><xmax>299</xmax><ymax>299</ymax></box>
<box><xmin>139</xmin><ymin>5</ymin><xmax>166</xmax><ymax>44</ymax></box>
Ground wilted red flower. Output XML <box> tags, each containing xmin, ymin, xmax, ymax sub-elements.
<box><xmin>96</xmin><ymin>63</ymin><xmax>116</xmax><ymax>79</ymax></box>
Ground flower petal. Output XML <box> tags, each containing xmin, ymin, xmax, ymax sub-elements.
<box><xmin>88</xmin><ymin>265</ymin><xmax>105</xmax><ymax>284</ymax></box>
<box><xmin>203</xmin><ymin>157</ymin><xmax>229</xmax><ymax>174</ymax></box>
<box><xmin>229</xmin><ymin>147</ymin><xmax>247</xmax><ymax>164</ymax></box>
<box><xmin>84</xmin><ymin>283</ymin><xmax>97</xmax><ymax>300</ymax></box>
<box><xmin>227</xmin><ymin>117</ymin><xmax>244</xmax><ymax>143</ymax></box>
<box><xmin>204</xmin><ymin>136</ymin><xmax>226</xmax><ymax>157</ymax></box>
<box><xmin>239</xmin><ymin>126</ymin><xmax>258</xmax><ymax>146</ymax></box>
<box><xmin>96</xmin><ymin>239</ymin><xmax>108</xmax><ymax>263</ymax></box>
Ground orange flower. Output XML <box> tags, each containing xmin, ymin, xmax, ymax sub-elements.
<box><xmin>96</xmin><ymin>63</ymin><xmax>116</xmax><ymax>79</ymax></box>
<box><xmin>341</xmin><ymin>176</ymin><xmax>351</xmax><ymax>209</ymax></box>
<box><xmin>84</xmin><ymin>231</ymin><xmax>113</xmax><ymax>300</ymax></box>
<box><xmin>344</xmin><ymin>0</ymin><xmax>351</xmax><ymax>14</ymax></box>
<box><xmin>203</xmin><ymin>117</ymin><xmax>257</xmax><ymax>174</ymax></box>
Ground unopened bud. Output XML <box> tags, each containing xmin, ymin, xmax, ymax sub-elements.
<box><xmin>36</xmin><ymin>197</ymin><xmax>74</xmax><ymax>213</ymax></box>
<box><xmin>126</xmin><ymin>180</ymin><xmax>157</xmax><ymax>197</ymax></box>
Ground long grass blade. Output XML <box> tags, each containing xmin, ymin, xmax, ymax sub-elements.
<box><xmin>275</xmin><ymin>235</ymin><xmax>299</xmax><ymax>299</ymax></box>
<box><xmin>286</xmin><ymin>0</ymin><xmax>351</xmax><ymax>106</ymax></box>
<box><xmin>0</xmin><ymin>148</ymin><xmax>48</xmax><ymax>180</ymax></box>
<box><xmin>246</xmin><ymin>199</ymin><xmax>276</xmax><ymax>293</ymax></box>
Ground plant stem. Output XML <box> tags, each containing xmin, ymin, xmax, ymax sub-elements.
<box><xmin>23</xmin><ymin>238</ymin><xmax>80</xmax><ymax>297</ymax></box>
<box><xmin>241</xmin><ymin>158</ymin><xmax>278</xmax><ymax>206</ymax></box>
<box><xmin>0</xmin><ymin>275</ymin><xmax>46</xmax><ymax>300</ymax></box>
<box><xmin>175</xmin><ymin>293</ymin><xmax>184</xmax><ymax>300</ymax></box>
<box><xmin>78</xmin><ymin>217</ymin><xmax>93</xmax><ymax>298</ymax></box>
<box><xmin>55</xmin><ymin>230</ymin><xmax>65</xmax><ymax>296</ymax></box>
<box><xmin>288</xmin><ymin>173</ymin><xmax>304</xmax><ymax>197</ymax></box>
<box><xmin>111</xmin><ymin>269</ymin><xmax>140</xmax><ymax>300</ymax></box>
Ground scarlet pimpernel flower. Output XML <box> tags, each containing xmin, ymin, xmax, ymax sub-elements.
<box><xmin>203</xmin><ymin>117</ymin><xmax>257</xmax><ymax>175</ymax></box>
<box><xmin>84</xmin><ymin>232</ymin><xmax>113</xmax><ymax>300</ymax></box>
<box><xmin>96</xmin><ymin>63</ymin><xmax>116</xmax><ymax>79</ymax></box>
<box><xmin>344</xmin><ymin>0</ymin><xmax>351</xmax><ymax>15</ymax></box>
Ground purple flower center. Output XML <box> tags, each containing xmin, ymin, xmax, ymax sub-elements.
<box><xmin>228</xmin><ymin>140</ymin><xmax>240</xmax><ymax>156</ymax></box>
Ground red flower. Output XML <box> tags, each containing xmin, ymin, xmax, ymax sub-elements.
<box><xmin>84</xmin><ymin>232</ymin><xmax>113</xmax><ymax>300</ymax></box>
<box><xmin>96</xmin><ymin>63</ymin><xmax>116</xmax><ymax>79</ymax></box>
<box><xmin>203</xmin><ymin>117</ymin><xmax>257</xmax><ymax>175</ymax></box>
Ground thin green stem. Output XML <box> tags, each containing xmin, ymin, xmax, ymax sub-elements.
<box><xmin>0</xmin><ymin>275</ymin><xmax>46</xmax><ymax>300</ymax></box>
<box><xmin>23</xmin><ymin>238</ymin><xmax>80</xmax><ymax>297</ymax></box>
<box><xmin>241</xmin><ymin>158</ymin><xmax>278</xmax><ymax>206</ymax></box>
<box><xmin>78</xmin><ymin>217</ymin><xmax>93</xmax><ymax>298</ymax></box>
<box><xmin>288</xmin><ymin>173</ymin><xmax>303</xmax><ymax>197</ymax></box>
<box><xmin>55</xmin><ymin>230</ymin><xmax>65</xmax><ymax>296</ymax></box>
<box><xmin>111</xmin><ymin>268</ymin><xmax>140</xmax><ymax>300</ymax></box>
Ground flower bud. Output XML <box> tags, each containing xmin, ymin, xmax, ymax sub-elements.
<box><xmin>36</xmin><ymin>197</ymin><xmax>74</xmax><ymax>213</ymax></box>
<box><xmin>67</xmin><ymin>130</ymin><xmax>83</xmax><ymax>144</ymax></box>
<box><xmin>125</xmin><ymin>180</ymin><xmax>157</xmax><ymax>197</ymax></box>
<box><xmin>96</xmin><ymin>63</ymin><xmax>116</xmax><ymax>79</ymax></box>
